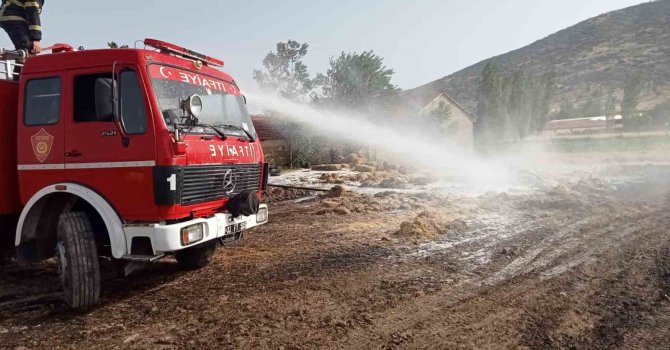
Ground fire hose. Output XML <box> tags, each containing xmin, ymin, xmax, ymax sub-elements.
<box><xmin>0</xmin><ymin>48</ymin><xmax>28</xmax><ymax>61</ymax></box>
<box><xmin>1</xmin><ymin>44</ymin><xmax>75</xmax><ymax>61</ymax></box>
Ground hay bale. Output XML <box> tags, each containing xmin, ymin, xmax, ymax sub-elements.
<box><xmin>377</xmin><ymin>178</ymin><xmax>409</xmax><ymax>189</ymax></box>
<box><xmin>327</xmin><ymin>185</ymin><xmax>346</xmax><ymax>198</ymax></box>
<box><xmin>383</xmin><ymin>162</ymin><xmax>399</xmax><ymax>171</ymax></box>
<box><xmin>333</xmin><ymin>207</ymin><xmax>351</xmax><ymax>215</ymax></box>
<box><xmin>397</xmin><ymin>220</ymin><xmax>430</xmax><ymax>237</ymax></box>
<box><xmin>321</xmin><ymin>200</ymin><xmax>339</xmax><ymax>208</ymax></box>
<box><xmin>312</xmin><ymin>164</ymin><xmax>341</xmax><ymax>171</ymax></box>
<box><xmin>394</xmin><ymin>211</ymin><xmax>442</xmax><ymax>240</ymax></box>
<box><xmin>411</xmin><ymin>176</ymin><xmax>437</xmax><ymax>186</ymax></box>
<box><xmin>319</xmin><ymin>173</ymin><xmax>345</xmax><ymax>184</ymax></box>
<box><xmin>360</xmin><ymin>179</ymin><xmax>378</xmax><ymax>187</ymax></box>
<box><xmin>343</xmin><ymin>154</ymin><xmax>365</xmax><ymax>165</ymax></box>
<box><xmin>354</xmin><ymin>165</ymin><xmax>375</xmax><ymax>173</ymax></box>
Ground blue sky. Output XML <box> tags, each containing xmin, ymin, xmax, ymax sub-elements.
<box><xmin>1</xmin><ymin>0</ymin><xmax>645</xmax><ymax>93</ymax></box>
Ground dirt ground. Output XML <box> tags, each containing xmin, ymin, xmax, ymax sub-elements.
<box><xmin>1</xmin><ymin>159</ymin><xmax>670</xmax><ymax>349</ymax></box>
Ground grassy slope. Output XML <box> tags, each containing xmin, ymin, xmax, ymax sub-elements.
<box><xmin>401</xmin><ymin>1</ymin><xmax>670</xmax><ymax>114</ymax></box>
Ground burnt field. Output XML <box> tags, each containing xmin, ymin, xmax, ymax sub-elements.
<box><xmin>1</xmin><ymin>157</ymin><xmax>670</xmax><ymax>349</ymax></box>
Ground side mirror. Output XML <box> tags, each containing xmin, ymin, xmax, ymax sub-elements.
<box><xmin>111</xmin><ymin>62</ymin><xmax>130</xmax><ymax>146</ymax></box>
<box><xmin>94</xmin><ymin>78</ymin><xmax>114</xmax><ymax>122</ymax></box>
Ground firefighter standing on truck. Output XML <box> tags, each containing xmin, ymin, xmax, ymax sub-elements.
<box><xmin>0</xmin><ymin>0</ymin><xmax>43</xmax><ymax>55</ymax></box>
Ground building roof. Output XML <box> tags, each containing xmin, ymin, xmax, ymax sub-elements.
<box><xmin>418</xmin><ymin>93</ymin><xmax>475</xmax><ymax>121</ymax></box>
<box><xmin>545</xmin><ymin>115</ymin><xmax>622</xmax><ymax>131</ymax></box>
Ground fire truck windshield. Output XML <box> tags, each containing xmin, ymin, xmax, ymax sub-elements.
<box><xmin>148</xmin><ymin>65</ymin><xmax>256</xmax><ymax>139</ymax></box>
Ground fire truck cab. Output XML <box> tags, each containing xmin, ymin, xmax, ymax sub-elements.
<box><xmin>0</xmin><ymin>40</ymin><xmax>269</xmax><ymax>310</ymax></box>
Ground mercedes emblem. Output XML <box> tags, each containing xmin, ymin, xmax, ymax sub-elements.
<box><xmin>222</xmin><ymin>169</ymin><xmax>236</xmax><ymax>194</ymax></box>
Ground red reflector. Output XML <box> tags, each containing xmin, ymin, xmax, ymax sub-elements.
<box><xmin>55</xmin><ymin>185</ymin><xmax>67</xmax><ymax>191</ymax></box>
<box><xmin>144</xmin><ymin>38</ymin><xmax>224</xmax><ymax>67</ymax></box>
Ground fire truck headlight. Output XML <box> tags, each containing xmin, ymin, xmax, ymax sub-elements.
<box><xmin>181</xmin><ymin>223</ymin><xmax>205</xmax><ymax>246</ymax></box>
<box><xmin>256</xmin><ymin>207</ymin><xmax>268</xmax><ymax>223</ymax></box>
<box><xmin>188</xmin><ymin>94</ymin><xmax>203</xmax><ymax>117</ymax></box>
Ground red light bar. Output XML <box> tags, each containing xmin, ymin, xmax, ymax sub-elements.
<box><xmin>144</xmin><ymin>38</ymin><xmax>224</xmax><ymax>67</ymax></box>
<box><xmin>47</xmin><ymin>43</ymin><xmax>74</xmax><ymax>53</ymax></box>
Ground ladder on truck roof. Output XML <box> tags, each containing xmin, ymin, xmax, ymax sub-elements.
<box><xmin>0</xmin><ymin>48</ymin><xmax>27</xmax><ymax>81</ymax></box>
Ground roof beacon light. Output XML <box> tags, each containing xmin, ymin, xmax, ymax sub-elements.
<box><xmin>48</xmin><ymin>43</ymin><xmax>75</xmax><ymax>53</ymax></box>
<box><xmin>144</xmin><ymin>38</ymin><xmax>224</xmax><ymax>67</ymax></box>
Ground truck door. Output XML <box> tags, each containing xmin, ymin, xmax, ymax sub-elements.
<box><xmin>63</xmin><ymin>66</ymin><xmax>157</xmax><ymax>220</ymax></box>
<box><xmin>17</xmin><ymin>76</ymin><xmax>65</xmax><ymax>203</ymax></box>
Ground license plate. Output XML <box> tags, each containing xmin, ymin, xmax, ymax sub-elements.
<box><xmin>225</xmin><ymin>222</ymin><xmax>246</xmax><ymax>235</ymax></box>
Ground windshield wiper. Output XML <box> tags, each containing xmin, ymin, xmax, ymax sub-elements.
<box><xmin>216</xmin><ymin>124</ymin><xmax>256</xmax><ymax>142</ymax></box>
<box><xmin>185</xmin><ymin>123</ymin><xmax>227</xmax><ymax>140</ymax></box>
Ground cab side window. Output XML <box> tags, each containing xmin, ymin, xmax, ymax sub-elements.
<box><xmin>120</xmin><ymin>70</ymin><xmax>147</xmax><ymax>135</ymax></box>
<box><xmin>74</xmin><ymin>73</ymin><xmax>113</xmax><ymax>122</ymax></box>
<box><xmin>24</xmin><ymin>77</ymin><xmax>61</xmax><ymax>126</ymax></box>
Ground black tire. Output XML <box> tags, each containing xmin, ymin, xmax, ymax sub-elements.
<box><xmin>175</xmin><ymin>241</ymin><xmax>217</xmax><ymax>270</ymax></box>
<box><xmin>56</xmin><ymin>212</ymin><xmax>101</xmax><ymax>311</ymax></box>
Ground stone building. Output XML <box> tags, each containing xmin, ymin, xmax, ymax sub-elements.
<box><xmin>250</xmin><ymin>114</ymin><xmax>290</xmax><ymax>165</ymax></box>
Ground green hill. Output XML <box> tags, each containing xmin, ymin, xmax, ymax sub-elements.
<box><xmin>401</xmin><ymin>0</ymin><xmax>670</xmax><ymax>117</ymax></box>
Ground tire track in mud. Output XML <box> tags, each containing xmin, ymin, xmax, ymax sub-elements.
<box><xmin>0</xmin><ymin>244</ymin><xmax>397</xmax><ymax>348</ymax></box>
<box><xmin>334</xmin><ymin>193</ymin><xmax>667</xmax><ymax>349</ymax></box>
<box><xmin>487</xmin><ymin>209</ymin><xmax>650</xmax><ymax>284</ymax></box>
<box><xmin>519</xmin><ymin>212</ymin><xmax>670</xmax><ymax>349</ymax></box>
<box><xmin>332</xmin><ymin>210</ymin><xmax>552</xmax><ymax>348</ymax></box>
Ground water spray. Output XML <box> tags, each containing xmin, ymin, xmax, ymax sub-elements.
<box><xmin>248</xmin><ymin>93</ymin><xmax>523</xmax><ymax>192</ymax></box>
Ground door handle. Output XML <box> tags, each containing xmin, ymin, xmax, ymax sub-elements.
<box><xmin>65</xmin><ymin>150</ymin><xmax>82</xmax><ymax>158</ymax></box>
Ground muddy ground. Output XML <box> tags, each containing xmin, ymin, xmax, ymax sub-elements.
<box><xmin>1</xmin><ymin>160</ymin><xmax>670</xmax><ymax>349</ymax></box>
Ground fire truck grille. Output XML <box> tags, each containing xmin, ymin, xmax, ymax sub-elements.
<box><xmin>181</xmin><ymin>164</ymin><xmax>262</xmax><ymax>205</ymax></box>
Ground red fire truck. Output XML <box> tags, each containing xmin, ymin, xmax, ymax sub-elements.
<box><xmin>0</xmin><ymin>40</ymin><xmax>269</xmax><ymax>310</ymax></box>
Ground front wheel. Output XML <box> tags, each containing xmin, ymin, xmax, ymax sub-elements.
<box><xmin>175</xmin><ymin>241</ymin><xmax>217</xmax><ymax>270</ymax></box>
<box><xmin>56</xmin><ymin>212</ymin><xmax>101</xmax><ymax>310</ymax></box>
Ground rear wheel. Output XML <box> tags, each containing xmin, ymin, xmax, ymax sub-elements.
<box><xmin>175</xmin><ymin>241</ymin><xmax>217</xmax><ymax>270</ymax></box>
<box><xmin>0</xmin><ymin>214</ymin><xmax>18</xmax><ymax>265</ymax></box>
<box><xmin>56</xmin><ymin>212</ymin><xmax>101</xmax><ymax>310</ymax></box>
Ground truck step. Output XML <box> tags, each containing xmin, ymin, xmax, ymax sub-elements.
<box><xmin>120</xmin><ymin>253</ymin><xmax>166</xmax><ymax>262</ymax></box>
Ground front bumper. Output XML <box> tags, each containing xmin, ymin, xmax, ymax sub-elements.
<box><xmin>124</xmin><ymin>204</ymin><xmax>268</xmax><ymax>254</ymax></box>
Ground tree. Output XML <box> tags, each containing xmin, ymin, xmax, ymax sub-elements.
<box><xmin>314</xmin><ymin>51</ymin><xmax>398</xmax><ymax>109</ymax></box>
<box><xmin>285</xmin><ymin>124</ymin><xmax>319</xmax><ymax>168</ymax></box>
<box><xmin>426</xmin><ymin>101</ymin><xmax>458</xmax><ymax>136</ymax></box>
<box><xmin>557</xmin><ymin>100</ymin><xmax>577</xmax><ymax>120</ymax></box>
<box><xmin>107</xmin><ymin>41</ymin><xmax>128</xmax><ymax>49</ymax></box>
<box><xmin>476</xmin><ymin>62</ymin><xmax>507</xmax><ymax>146</ymax></box>
<box><xmin>540</xmin><ymin>72</ymin><xmax>557</xmax><ymax>118</ymax></box>
<box><xmin>649</xmin><ymin>99</ymin><xmax>670</xmax><ymax>130</ymax></box>
<box><xmin>476</xmin><ymin>63</ymin><xmax>556</xmax><ymax>147</ymax></box>
<box><xmin>253</xmin><ymin>40</ymin><xmax>313</xmax><ymax>101</ymax></box>
<box><xmin>604</xmin><ymin>93</ymin><xmax>618</xmax><ymax>130</ymax></box>
<box><xmin>576</xmin><ymin>99</ymin><xmax>603</xmax><ymax>117</ymax></box>
<box><xmin>507</xmin><ymin>70</ymin><xmax>531</xmax><ymax>138</ymax></box>
<box><xmin>529</xmin><ymin>71</ymin><xmax>556</xmax><ymax>133</ymax></box>
<box><xmin>621</xmin><ymin>73</ymin><xmax>645</xmax><ymax>128</ymax></box>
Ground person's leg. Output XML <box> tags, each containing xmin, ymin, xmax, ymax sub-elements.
<box><xmin>1</xmin><ymin>22</ymin><xmax>32</xmax><ymax>78</ymax></box>
<box><xmin>1</xmin><ymin>21</ymin><xmax>32</xmax><ymax>51</ymax></box>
